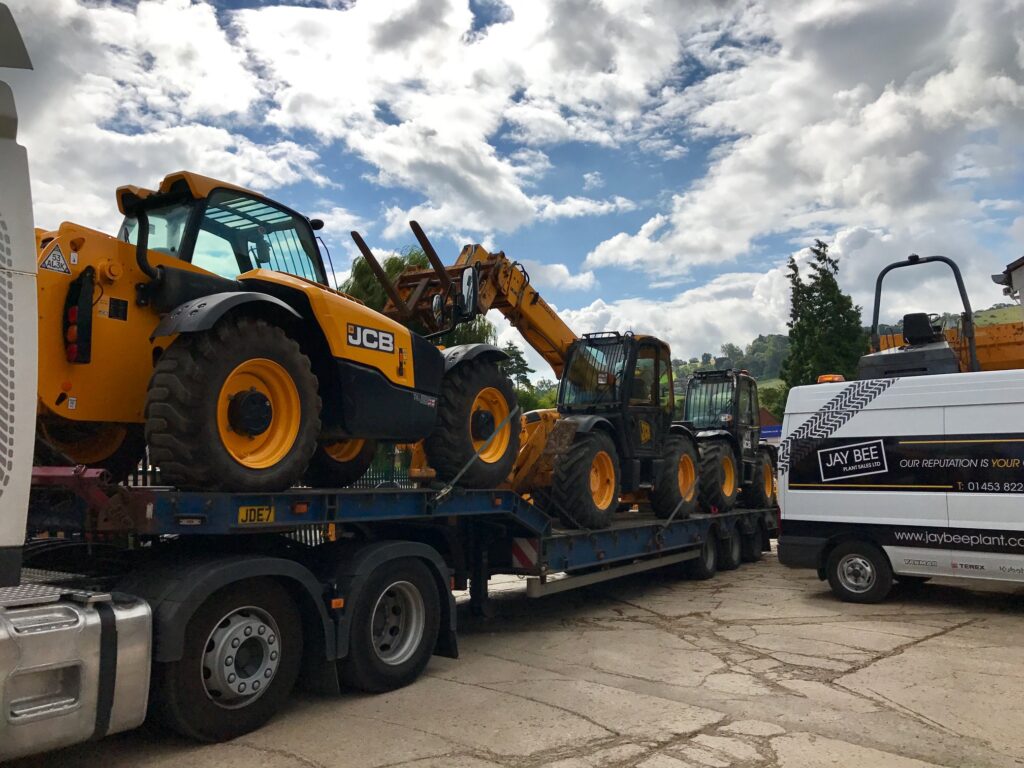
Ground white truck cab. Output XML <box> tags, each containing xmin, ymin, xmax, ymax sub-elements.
<box><xmin>778</xmin><ymin>369</ymin><xmax>1024</xmax><ymax>602</ymax></box>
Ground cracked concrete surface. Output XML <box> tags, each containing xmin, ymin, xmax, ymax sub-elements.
<box><xmin>12</xmin><ymin>548</ymin><xmax>1024</xmax><ymax>767</ymax></box>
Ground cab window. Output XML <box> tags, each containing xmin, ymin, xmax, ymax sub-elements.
<box><xmin>738</xmin><ymin>379</ymin><xmax>757</xmax><ymax>426</ymax></box>
<box><xmin>658</xmin><ymin>347</ymin><xmax>673</xmax><ymax>413</ymax></box>
<box><xmin>631</xmin><ymin>345</ymin><xmax>657</xmax><ymax>405</ymax></box>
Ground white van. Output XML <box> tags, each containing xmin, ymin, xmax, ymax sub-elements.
<box><xmin>777</xmin><ymin>369</ymin><xmax>1024</xmax><ymax>602</ymax></box>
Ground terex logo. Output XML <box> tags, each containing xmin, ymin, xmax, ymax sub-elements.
<box><xmin>951</xmin><ymin>562</ymin><xmax>985</xmax><ymax>571</ymax></box>
<box><xmin>348</xmin><ymin>323</ymin><xmax>395</xmax><ymax>353</ymax></box>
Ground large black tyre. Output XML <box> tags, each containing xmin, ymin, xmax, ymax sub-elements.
<box><xmin>304</xmin><ymin>438</ymin><xmax>377</xmax><ymax>487</ymax></box>
<box><xmin>698</xmin><ymin>440</ymin><xmax>739</xmax><ymax>513</ymax></box>
<box><xmin>551</xmin><ymin>431</ymin><xmax>620</xmax><ymax>529</ymax></box>
<box><xmin>744</xmin><ymin>449</ymin><xmax>776</xmax><ymax>508</ymax></box>
<box><xmin>651</xmin><ymin>435</ymin><xmax>700</xmax><ymax>520</ymax></box>
<box><xmin>424</xmin><ymin>358</ymin><xmax>519</xmax><ymax>488</ymax></box>
<box><xmin>717</xmin><ymin>524</ymin><xmax>742</xmax><ymax>571</ymax></box>
<box><xmin>340</xmin><ymin>558</ymin><xmax>441</xmax><ymax>693</ymax></box>
<box><xmin>149</xmin><ymin>579</ymin><xmax>303</xmax><ymax>742</ymax></box>
<box><xmin>146</xmin><ymin>316</ymin><xmax>321</xmax><ymax>491</ymax></box>
<box><xmin>686</xmin><ymin>534</ymin><xmax>718</xmax><ymax>580</ymax></box>
<box><xmin>826</xmin><ymin>540</ymin><xmax>893</xmax><ymax>604</ymax></box>
<box><xmin>36</xmin><ymin>420</ymin><xmax>146</xmax><ymax>484</ymax></box>
<box><xmin>740</xmin><ymin>522</ymin><xmax>765</xmax><ymax>563</ymax></box>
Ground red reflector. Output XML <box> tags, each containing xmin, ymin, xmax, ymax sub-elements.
<box><xmin>67</xmin><ymin>306</ymin><xmax>79</xmax><ymax>323</ymax></box>
<box><xmin>66</xmin><ymin>325</ymin><xmax>78</xmax><ymax>343</ymax></box>
<box><xmin>66</xmin><ymin>343</ymin><xmax>78</xmax><ymax>362</ymax></box>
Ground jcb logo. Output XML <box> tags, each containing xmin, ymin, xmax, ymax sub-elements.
<box><xmin>347</xmin><ymin>323</ymin><xmax>395</xmax><ymax>353</ymax></box>
<box><xmin>639</xmin><ymin>421</ymin><xmax>652</xmax><ymax>443</ymax></box>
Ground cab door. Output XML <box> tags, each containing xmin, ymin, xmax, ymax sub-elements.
<box><xmin>736</xmin><ymin>377</ymin><xmax>759</xmax><ymax>464</ymax></box>
<box><xmin>626</xmin><ymin>341</ymin><xmax>661</xmax><ymax>459</ymax></box>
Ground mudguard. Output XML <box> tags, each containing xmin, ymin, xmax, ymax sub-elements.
<box><xmin>150</xmin><ymin>291</ymin><xmax>300</xmax><ymax>340</ymax></box>
<box><xmin>563</xmin><ymin>414</ymin><xmax>616</xmax><ymax>436</ymax></box>
<box><xmin>441</xmin><ymin>343</ymin><xmax>507</xmax><ymax>372</ymax></box>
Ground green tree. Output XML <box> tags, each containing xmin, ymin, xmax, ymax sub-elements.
<box><xmin>500</xmin><ymin>341</ymin><xmax>534</xmax><ymax>391</ymax></box>
<box><xmin>759</xmin><ymin>382</ymin><xmax>790</xmax><ymax>421</ymax></box>
<box><xmin>780</xmin><ymin>240</ymin><xmax>868</xmax><ymax>387</ymax></box>
<box><xmin>341</xmin><ymin>246</ymin><xmax>495</xmax><ymax>345</ymax></box>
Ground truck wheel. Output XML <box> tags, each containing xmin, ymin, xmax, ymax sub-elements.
<box><xmin>551</xmin><ymin>431</ymin><xmax>620</xmax><ymax>529</ymax></box>
<box><xmin>425</xmin><ymin>358</ymin><xmax>519</xmax><ymax>488</ymax></box>
<box><xmin>340</xmin><ymin>558</ymin><xmax>441</xmax><ymax>693</ymax></box>
<box><xmin>151</xmin><ymin>579</ymin><xmax>303</xmax><ymax>742</ymax></box>
<box><xmin>37</xmin><ymin>419</ymin><xmax>146</xmax><ymax>484</ymax></box>
<box><xmin>826</xmin><ymin>541</ymin><xmax>893</xmax><ymax>603</ymax></box>
<box><xmin>698</xmin><ymin>441</ymin><xmax>739</xmax><ymax>513</ymax></box>
<box><xmin>651</xmin><ymin>435</ymin><xmax>699</xmax><ymax>520</ymax></box>
<box><xmin>718</xmin><ymin>525</ymin><xmax>742</xmax><ymax>570</ymax></box>
<box><xmin>146</xmin><ymin>316</ymin><xmax>321</xmax><ymax>491</ymax></box>
<box><xmin>745</xmin><ymin>450</ymin><xmax>776</xmax><ymax>508</ymax></box>
<box><xmin>686</xmin><ymin>534</ymin><xmax>718</xmax><ymax>580</ymax></box>
<box><xmin>304</xmin><ymin>438</ymin><xmax>377</xmax><ymax>487</ymax></box>
<box><xmin>740</xmin><ymin>522</ymin><xmax>765</xmax><ymax>562</ymax></box>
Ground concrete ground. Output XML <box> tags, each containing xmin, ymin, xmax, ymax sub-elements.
<box><xmin>14</xmin><ymin>547</ymin><xmax>1024</xmax><ymax>768</ymax></box>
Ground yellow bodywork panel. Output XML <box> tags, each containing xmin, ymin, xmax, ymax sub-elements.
<box><xmin>878</xmin><ymin>322</ymin><xmax>1024</xmax><ymax>372</ymax></box>
<box><xmin>239</xmin><ymin>270</ymin><xmax>417</xmax><ymax>388</ymax></box>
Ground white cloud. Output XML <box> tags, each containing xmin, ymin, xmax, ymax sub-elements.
<box><xmin>582</xmin><ymin>171</ymin><xmax>605</xmax><ymax>191</ymax></box>
<box><xmin>522</xmin><ymin>260</ymin><xmax>596</xmax><ymax>291</ymax></box>
<box><xmin>535</xmin><ymin>195</ymin><xmax>636</xmax><ymax>221</ymax></box>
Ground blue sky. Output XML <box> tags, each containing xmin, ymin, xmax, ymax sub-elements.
<box><xmin>6</xmin><ymin>0</ymin><xmax>1024</xmax><ymax>377</ymax></box>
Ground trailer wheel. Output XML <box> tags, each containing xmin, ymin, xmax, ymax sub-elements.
<box><xmin>304</xmin><ymin>438</ymin><xmax>377</xmax><ymax>487</ymax></box>
<box><xmin>151</xmin><ymin>578</ymin><xmax>303</xmax><ymax>742</ymax></box>
<box><xmin>686</xmin><ymin>535</ymin><xmax>718</xmax><ymax>580</ymax></box>
<box><xmin>341</xmin><ymin>558</ymin><xmax>440</xmax><ymax>693</ymax></box>
<box><xmin>826</xmin><ymin>541</ymin><xmax>893</xmax><ymax>603</ymax></box>
<box><xmin>718</xmin><ymin>525</ymin><xmax>742</xmax><ymax>571</ymax></box>
<box><xmin>745</xmin><ymin>450</ymin><xmax>776</xmax><ymax>508</ymax></box>
<box><xmin>698</xmin><ymin>441</ymin><xmax>739</xmax><ymax>513</ymax></box>
<box><xmin>740</xmin><ymin>523</ymin><xmax>765</xmax><ymax>563</ymax></box>
<box><xmin>651</xmin><ymin>435</ymin><xmax>699</xmax><ymax>520</ymax></box>
<box><xmin>551</xmin><ymin>431</ymin><xmax>620</xmax><ymax>529</ymax></box>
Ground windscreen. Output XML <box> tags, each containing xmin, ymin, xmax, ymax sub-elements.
<box><xmin>119</xmin><ymin>200</ymin><xmax>196</xmax><ymax>257</ymax></box>
<box><xmin>683</xmin><ymin>377</ymin><xmax>735</xmax><ymax>429</ymax></box>
<box><xmin>559</xmin><ymin>338</ymin><xmax>629</xmax><ymax>408</ymax></box>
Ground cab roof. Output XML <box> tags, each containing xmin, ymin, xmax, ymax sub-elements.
<box><xmin>116</xmin><ymin>171</ymin><xmax>259</xmax><ymax>215</ymax></box>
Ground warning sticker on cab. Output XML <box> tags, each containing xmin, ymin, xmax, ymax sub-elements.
<box><xmin>238</xmin><ymin>505</ymin><xmax>275</xmax><ymax>524</ymax></box>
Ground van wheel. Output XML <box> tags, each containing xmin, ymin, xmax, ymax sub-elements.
<box><xmin>150</xmin><ymin>579</ymin><xmax>303</xmax><ymax>742</ymax></box>
<box><xmin>686</xmin><ymin>535</ymin><xmax>718</xmax><ymax>580</ymax></box>
<box><xmin>718</xmin><ymin>525</ymin><xmax>742</xmax><ymax>571</ymax></box>
<box><xmin>741</xmin><ymin>523</ymin><xmax>765</xmax><ymax>563</ymax></box>
<box><xmin>340</xmin><ymin>558</ymin><xmax>440</xmax><ymax>693</ymax></box>
<box><xmin>826</xmin><ymin>541</ymin><xmax>893</xmax><ymax>603</ymax></box>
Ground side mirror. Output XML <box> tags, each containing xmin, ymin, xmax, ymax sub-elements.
<box><xmin>458</xmin><ymin>265</ymin><xmax>479</xmax><ymax>321</ymax></box>
<box><xmin>431</xmin><ymin>294</ymin><xmax>444</xmax><ymax>327</ymax></box>
<box><xmin>255</xmin><ymin>237</ymin><xmax>271</xmax><ymax>264</ymax></box>
<box><xmin>310</xmin><ymin>218</ymin><xmax>324</xmax><ymax>231</ymax></box>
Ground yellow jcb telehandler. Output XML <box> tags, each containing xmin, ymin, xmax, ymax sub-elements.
<box><xmin>34</xmin><ymin>171</ymin><xmax>519</xmax><ymax>491</ymax></box>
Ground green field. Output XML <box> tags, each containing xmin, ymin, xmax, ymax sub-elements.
<box><xmin>758</xmin><ymin>377</ymin><xmax>785</xmax><ymax>390</ymax></box>
<box><xmin>973</xmin><ymin>305</ymin><xmax>1021</xmax><ymax>326</ymax></box>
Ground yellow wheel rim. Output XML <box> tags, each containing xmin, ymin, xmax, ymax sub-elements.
<box><xmin>217</xmin><ymin>358</ymin><xmax>301</xmax><ymax>469</ymax></box>
<box><xmin>590</xmin><ymin>449</ymin><xmax>616</xmax><ymax>509</ymax></box>
<box><xmin>763</xmin><ymin>462</ymin><xmax>773</xmax><ymax>498</ymax></box>
<box><xmin>470</xmin><ymin>387</ymin><xmax>511</xmax><ymax>464</ymax></box>
<box><xmin>324</xmin><ymin>439</ymin><xmax>365</xmax><ymax>463</ymax></box>
<box><xmin>721</xmin><ymin>453</ymin><xmax>737</xmax><ymax>496</ymax></box>
<box><xmin>39</xmin><ymin>421</ymin><xmax>127</xmax><ymax>464</ymax></box>
<box><xmin>678</xmin><ymin>453</ymin><xmax>696</xmax><ymax>502</ymax></box>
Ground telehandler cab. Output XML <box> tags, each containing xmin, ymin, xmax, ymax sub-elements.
<box><xmin>34</xmin><ymin>172</ymin><xmax>519</xmax><ymax>491</ymax></box>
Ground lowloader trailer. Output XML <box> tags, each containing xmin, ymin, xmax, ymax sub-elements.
<box><xmin>1</xmin><ymin>472</ymin><xmax>777</xmax><ymax>759</ymax></box>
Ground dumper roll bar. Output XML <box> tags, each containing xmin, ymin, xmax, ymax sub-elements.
<box><xmin>869</xmin><ymin>253</ymin><xmax>980</xmax><ymax>372</ymax></box>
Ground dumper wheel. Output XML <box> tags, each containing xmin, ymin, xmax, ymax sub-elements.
<box><xmin>698</xmin><ymin>441</ymin><xmax>739</xmax><ymax>513</ymax></box>
<box><xmin>652</xmin><ymin>435</ymin><xmax>700</xmax><ymax>520</ymax></box>
<box><xmin>304</xmin><ymin>438</ymin><xmax>377</xmax><ymax>488</ymax></box>
<box><xmin>36</xmin><ymin>419</ymin><xmax>146</xmax><ymax>484</ymax></box>
<box><xmin>341</xmin><ymin>558</ymin><xmax>441</xmax><ymax>693</ymax></box>
<box><xmin>150</xmin><ymin>578</ymin><xmax>303</xmax><ymax>742</ymax></box>
<box><xmin>744</xmin><ymin>449</ymin><xmax>776</xmax><ymax>508</ymax></box>
<box><xmin>146</xmin><ymin>316</ymin><xmax>321</xmax><ymax>491</ymax></box>
<box><xmin>425</xmin><ymin>358</ymin><xmax>519</xmax><ymax>488</ymax></box>
<box><xmin>551</xmin><ymin>431</ymin><xmax>620</xmax><ymax>529</ymax></box>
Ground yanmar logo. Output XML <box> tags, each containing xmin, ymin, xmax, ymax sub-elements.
<box><xmin>903</xmin><ymin>559</ymin><xmax>937</xmax><ymax>568</ymax></box>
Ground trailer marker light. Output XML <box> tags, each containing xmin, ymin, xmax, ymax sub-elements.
<box><xmin>292</xmin><ymin>501</ymin><xmax>309</xmax><ymax>515</ymax></box>
<box><xmin>331</xmin><ymin>598</ymin><xmax>345</xmax><ymax>610</ymax></box>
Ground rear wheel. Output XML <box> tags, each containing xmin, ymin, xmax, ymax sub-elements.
<box><xmin>424</xmin><ymin>358</ymin><xmax>519</xmax><ymax>488</ymax></box>
<box><xmin>826</xmin><ymin>540</ymin><xmax>893</xmax><ymax>603</ymax></box>
<box><xmin>698</xmin><ymin>441</ymin><xmax>739</xmax><ymax>513</ymax></box>
<box><xmin>146</xmin><ymin>316</ymin><xmax>321</xmax><ymax>491</ymax></box>
<box><xmin>150</xmin><ymin>579</ymin><xmax>302</xmax><ymax>742</ymax></box>
<box><xmin>304</xmin><ymin>438</ymin><xmax>377</xmax><ymax>487</ymax></box>
<box><xmin>740</xmin><ymin>522</ymin><xmax>765</xmax><ymax>562</ymax></box>
<box><xmin>37</xmin><ymin>419</ymin><xmax>146</xmax><ymax>484</ymax></box>
<box><xmin>686</xmin><ymin>535</ymin><xmax>718</xmax><ymax>580</ymax></box>
<box><xmin>745</xmin><ymin>449</ymin><xmax>776</xmax><ymax>508</ymax></box>
<box><xmin>652</xmin><ymin>435</ymin><xmax>699</xmax><ymax>520</ymax></box>
<box><xmin>340</xmin><ymin>558</ymin><xmax>441</xmax><ymax>693</ymax></box>
<box><xmin>718</xmin><ymin>525</ymin><xmax>742</xmax><ymax>571</ymax></box>
<box><xmin>551</xmin><ymin>431</ymin><xmax>620</xmax><ymax>529</ymax></box>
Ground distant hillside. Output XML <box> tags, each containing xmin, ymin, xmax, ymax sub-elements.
<box><xmin>973</xmin><ymin>305</ymin><xmax>1021</xmax><ymax>326</ymax></box>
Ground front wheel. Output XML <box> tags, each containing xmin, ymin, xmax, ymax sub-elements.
<box><xmin>340</xmin><ymin>558</ymin><xmax>441</xmax><ymax>693</ymax></box>
<box><xmin>424</xmin><ymin>358</ymin><xmax>520</xmax><ymax>488</ymax></box>
<box><xmin>304</xmin><ymin>438</ymin><xmax>377</xmax><ymax>487</ymax></box>
<box><xmin>551</xmin><ymin>431</ymin><xmax>620</xmax><ymax>529</ymax></box>
<box><xmin>652</xmin><ymin>435</ymin><xmax>700</xmax><ymax>520</ymax></box>
<box><xmin>826</xmin><ymin>541</ymin><xmax>893</xmax><ymax>603</ymax></box>
<box><xmin>744</xmin><ymin>449</ymin><xmax>776</xmax><ymax>508</ymax></box>
<box><xmin>698</xmin><ymin>441</ymin><xmax>739</xmax><ymax>513</ymax></box>
<box><xmin>150</xmin><ymin>579</ymin><xmax>303</xmax><ymax>741</ymax></box>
